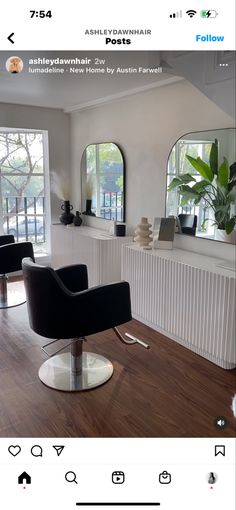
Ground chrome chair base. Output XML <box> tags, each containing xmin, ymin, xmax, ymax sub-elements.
<box><xmin>0</xmin><ymin>277</ymin><xmax>26</xmax><ymax>309</ymax></box>
<box><xmin>38</xmin><ymin>352</ymin><xmax>113</xmax><ymax>391</ymax></box>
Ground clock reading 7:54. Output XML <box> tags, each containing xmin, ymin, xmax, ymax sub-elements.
<box><xmin>30</xmin><ymin>10</ymin><xmax>52</xmax><ymax>18</ymax></box>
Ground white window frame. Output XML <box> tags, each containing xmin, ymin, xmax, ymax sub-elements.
<box><xmin>0</xmin><ymin>127</ymin><xmax>51</xmax><ymax>255</ymax></box>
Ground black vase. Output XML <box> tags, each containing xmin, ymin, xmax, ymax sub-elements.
<box><xmin>83</xmin><ymin>199</ymin><xmax>96</xmax><ymax>216</ymax></box>
<box><xmin>73</xmin><ymin>211</ymin><xmax>82</xmax><ymax>226</ymax></box>
<box><xmin>59</xmin><ymin>200</ymin><xmax>75</xmax><ymax>225</ymax></box>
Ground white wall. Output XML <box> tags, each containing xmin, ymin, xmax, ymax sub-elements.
<box><xmin>70</xmin><ymin>79</ymin><xmax>235</xmax><ymax>260</ymax></box>
<box><xmin>0</xmin><ymin>102</ymin><xmax>70</xmax><ymax>222</ymax></box>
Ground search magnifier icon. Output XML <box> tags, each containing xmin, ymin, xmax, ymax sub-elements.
<box><xmin>65</xmin><ymin>471</ymin><xmax>78</xmax><ymax>484</ymax></box>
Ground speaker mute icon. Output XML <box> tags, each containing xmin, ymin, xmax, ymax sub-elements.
<box><xmin>214</xmin><ymin>416</ymin><xmax>228</xmax><ymax>429</ymax></box>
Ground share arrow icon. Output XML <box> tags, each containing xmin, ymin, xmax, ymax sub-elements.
<box><xmin>53</xmin><ymin>445</ymin><xmax>65</xmax><ymax>456</ymax></box>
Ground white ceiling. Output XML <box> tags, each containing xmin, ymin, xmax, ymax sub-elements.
<box><xmin>0</xmin><ymin>51</ymin><xmax>177</xmax><ymax>111</ymax></box>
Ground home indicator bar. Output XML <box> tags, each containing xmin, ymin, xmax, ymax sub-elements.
<box><xmin>76</xmin><ymin>504</ymin><xmax>161</xmax><ymax>507</ymax></box>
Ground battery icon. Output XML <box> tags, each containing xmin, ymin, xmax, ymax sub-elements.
<box><xmin>201</xmin><ymin>10</ymin><xmax>218</xmax><ymax>18</ymax></box>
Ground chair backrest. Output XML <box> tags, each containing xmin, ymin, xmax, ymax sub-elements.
<box><xmin>0</xmin><ymin>241</ymin><xmax>34</xmax><ymax>274</ymax></box>
<box><xmin>0</xmin><ymin>235</ymin><xmax>15</xmax><ymax>247</ymax></box>
<box><xmin>178</xmin><ymin>214</ymin><xmax>197</xmax><ymax>236</ymax></box>
<box><xmin>22</xmin><ymin>258</ymin><xmax>77</xmax><ymax>339</ymax></box>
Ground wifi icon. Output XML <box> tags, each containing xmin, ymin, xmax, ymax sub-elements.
<box><xmin>186</xmin><ymin>9</ymin><xmax>197</xmax><ymax>17</ymax></box>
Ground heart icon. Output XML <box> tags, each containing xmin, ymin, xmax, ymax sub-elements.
<box><xmin>8</xmin><ymin>445</ymin><xmax>21</xmax><ymax>457</ymax></box>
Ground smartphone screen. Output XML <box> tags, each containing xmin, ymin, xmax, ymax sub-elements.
<box><xmin>0</xmin><ymin>1</ymin><xmax>235</xmax><ymax>509</ymax></box>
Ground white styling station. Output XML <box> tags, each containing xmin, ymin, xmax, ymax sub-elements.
<box><xmin>51</xmin><ymin>224</ymin><xmax>133</xmax><ymax>287</ymax></box>
<box><xmin>122</xmin><ymin>244</ymin><xmax>236</xmax><ymax>369</ymax></box>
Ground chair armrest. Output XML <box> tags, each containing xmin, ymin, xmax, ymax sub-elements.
<box><xmin>69</xmin><ymin>281</ymin><xmax>132</xmax><ymax>336</ymax></box>
<box><xmin>55</xmin><ymin>264</ymin><xmax>88</xmax><ymax>292</ymax></box>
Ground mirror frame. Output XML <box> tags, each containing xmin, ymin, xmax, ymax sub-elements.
<box><xmin>81</xmin><ymin>141</ymin><xmax>126</xmax><ymax>222</ymax></box>
<box><xmin>165</xmin><ymin>127</ymin><xmax>236</xmax><ymax>244</ymax></box>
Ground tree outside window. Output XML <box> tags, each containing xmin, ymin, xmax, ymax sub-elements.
<box><xmin>0</xmin><ymin>130</ymin><xmax>48</xmax><ymax>253</ymax></box>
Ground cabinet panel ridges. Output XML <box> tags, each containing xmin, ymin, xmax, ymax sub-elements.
<box><xmin>122</xmin><ymin>246</ymin><xmax>236</xmax><ymax>367</ymax></box>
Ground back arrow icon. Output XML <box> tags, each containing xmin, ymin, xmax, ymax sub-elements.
<box><xmin>8</xmin><ymin>33</ymin><xmax>15</xmax><ymax>44</ymax></box>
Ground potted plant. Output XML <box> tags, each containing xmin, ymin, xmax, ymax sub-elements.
<box><xmin>168</xmin><ymin>140</ymin><xmax>236</xmax><ymax>243</ymax></box>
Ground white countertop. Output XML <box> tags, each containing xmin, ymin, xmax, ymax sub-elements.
<box><xmin>124</xmin><ymin>243</ymin><xmax>236</xmax><ymax>278</ymax></box>
<box><xmin>52</xmin><ymin>224</ymin><xmax>132</xmax><ymax>241</ymax></box>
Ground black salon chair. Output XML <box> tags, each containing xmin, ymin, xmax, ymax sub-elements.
<box><xmin>178</xmin><ymin>214</ymin><xmax>197</xmax><ymax>236</ymax></box>
<box><xmin>22</xmin><ymin>258</ymin><xmax>149</xmax><ymax>392</ymax></box>
<box><xmin>0</xmin><ymin>234</ymin><xmax>15</xmax><ymax>247</ymax></box>
<box><xmin>0</xmin><ymin>241</ymin><xmax>34</xmax><ymax>308</ymax></box>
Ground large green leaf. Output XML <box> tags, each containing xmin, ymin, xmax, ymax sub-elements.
<box><xmin>217</xmin><ymin>157</ymin><xmax>229</xmax><ymax>188</ymax></box>
<box><xmin>209</xmin><ymin>140</ymin><xmax>218</xmax><ymax>175</ymax></box>
<box><xmin>192</xmin><ymin>180</ymin><xmax>211</xmax><ymax>193</ymax></box>
<box><xmin>193</xmin><ymin>196</ymin><xmax>203</xmax><ymax>205</ymax></box>
<box><xmin>167</xmin><ymin>177</ymin><xmax>182</xmax><ymax>191</ymax></box>
<box><xmin>178</xmin><ymin>184</ymin><xmax>202</xmax><ymax>204</ymax></box>
<box><xmin>186</xmin><ymin>155</ymin><xmax>214</xmax><ymax>182</ymax></box>
<box><xmin>167</xmin><ymin>174</ymin><xmax>195</xmax><ymax>191</ymax></box>
<box><xmin>180</xmin><ymin>173</ymin><xmax>197</xmax><ymax>183</ymax></box>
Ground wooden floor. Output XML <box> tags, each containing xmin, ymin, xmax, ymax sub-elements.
<box><xmin>0</xmin><ymin>286</ymin><xmax>235</xmax><ymax>437</ymax></box>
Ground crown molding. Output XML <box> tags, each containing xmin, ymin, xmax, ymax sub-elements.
<box><xmin>64</xmin><ymin>76</ymin><xmax>184</xmax><ymax>113</ymax></box>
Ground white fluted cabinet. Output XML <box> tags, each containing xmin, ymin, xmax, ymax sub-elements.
<box><xmin>122</xmin><ymin>244</ymin><xmax>236</xmax><ymax>369</ymax></box>
<box><xmin>51</xmin><ymin>224</ymin><xmax>132</xmax><ymax>287</ymax></box>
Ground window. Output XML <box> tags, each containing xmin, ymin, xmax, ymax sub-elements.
<box><xmin>166</xmin><ymin>139</ymin><xmax>215</xmax><ymax>237</ymax></box>
<box><xmin>0</xmin><ymin>129</ymin><xmax>50</xmax><ymax>254</ymax></box>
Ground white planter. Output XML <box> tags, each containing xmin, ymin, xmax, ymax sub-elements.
<box><xmin>215</xmin><ymin>228</ymin><xmax>236</xmax><ymax>244</ymax></box>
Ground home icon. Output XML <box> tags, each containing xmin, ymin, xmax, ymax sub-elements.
<box><xmin>18</xmin><ymin>471</ymin><xmax>31</xmax><ymax>484</ymax></box>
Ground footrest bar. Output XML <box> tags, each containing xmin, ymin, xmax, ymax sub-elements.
<box><xmin>125</xmin><ymin>332</ymin><xmax>150</xmax><ymax>349</ymax></box>
<box><xmin>41</xmin><ymin>338</ymin><xmax>83</xmax><ymax>358</ymax></box>
<box><xmin>113</xmin><ymin>327</ymin><xmax>150</xmax><ymax>349</ymax></box>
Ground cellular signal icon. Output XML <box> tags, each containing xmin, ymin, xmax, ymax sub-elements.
<box><xmin>186</xmin><ymin>10</ymin><xmax>197</xmax><ymax>17</ymax></box>
<box><xmin>169</xmin><ymin>10</ymin><xmax>182</xmax><ymax>18</ymax></box>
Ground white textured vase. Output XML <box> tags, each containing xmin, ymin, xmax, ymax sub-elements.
<box><xmin>215</xmin><ymin>228</ymin><xmax>236</xmax><ymax>244</ymax></box>
<box><xmin>134</xmin><ymin>217</ymin><xmax>152</xmax><ymax>247</ymax></box>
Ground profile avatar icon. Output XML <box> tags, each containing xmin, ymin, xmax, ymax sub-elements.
<box><xmin>6</xmin><ymin>56</ymin><xmax>23</xmax><ymax>74</ymax></box>
<box><xmin>207</xmin><ymin>472</ymin><xmax>217</xmax><ymax>484</ymax></box>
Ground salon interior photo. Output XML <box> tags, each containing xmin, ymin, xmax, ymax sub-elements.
<box><xmin>0</xmin><ymin>50</ymin><xmax>235</xmax><ymax>437</ymax></box>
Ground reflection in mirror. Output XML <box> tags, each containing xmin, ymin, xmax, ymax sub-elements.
<box><xmin>81</xmin><ymin>143</ymin><xmax>125</xmax><ymax>221</ymax></box>
<box><xmin>166</xmin><ymin>128</ymin><xmax>236</xmax><ymax>244</ymax></box>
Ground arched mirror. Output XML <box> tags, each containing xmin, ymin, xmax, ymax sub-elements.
<box><xmin>166</xmin><ymin>128</ymin><xmax>236</xmax><ymax>244</ymax></box>
<box><xmin>81</xmin><ymin>142</ymin><xmax>125</xmax><ymax>221</ymax></box>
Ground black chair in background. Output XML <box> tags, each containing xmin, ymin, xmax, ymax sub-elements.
<box><xmin>178</xmin><ymin>214</ymin><xmax>197</xmax><ymax>236</ymax></box>
<box><xmin>22</xmin><ymin>258</ymin><xmax>149</xmax><ymax>392</ymax></box>
<box><xmin>0</xmin><ymin>240</ymin><xmax>34</xmax><ymax>308</ymax></box>
<box><xmin>0</xmin><ymin>234</ymin><xmax>15</xmax><ymax>247</ymax></box>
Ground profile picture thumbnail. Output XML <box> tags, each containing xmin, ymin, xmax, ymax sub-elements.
<box><xmin>6</xmin><ymin>56</ymin><xmax>24</xmax><ymax>74</ymax></box>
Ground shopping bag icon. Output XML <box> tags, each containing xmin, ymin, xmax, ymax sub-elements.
<box><xmin>159</xmin><ymin>470</ymin><xmax>171</xmax><ymax>484</ymax></box>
